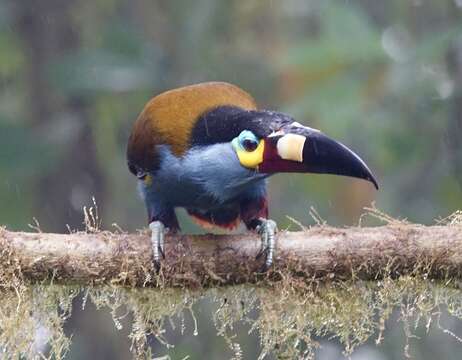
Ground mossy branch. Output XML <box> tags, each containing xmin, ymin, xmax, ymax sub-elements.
<box><xmin>1</xmin><ymin>221</ymin><xmax>461</xmax><ymax>287</ymax></box>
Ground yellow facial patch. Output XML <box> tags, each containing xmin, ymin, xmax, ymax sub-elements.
<box><xmin>235</xmin><ymin>139</ymin><xmax>265</xmax><ymax>168</ymax></box>
<box><xmin>276</xmin><ymin>134</ymin><xmax>306</xmax><ymax>162</ymax></box>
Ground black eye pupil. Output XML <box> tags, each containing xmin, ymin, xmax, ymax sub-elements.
<box><xmin>242</xmin><ymin>139</ymin><xmax>258</xmax><ymax>152</ymax></box>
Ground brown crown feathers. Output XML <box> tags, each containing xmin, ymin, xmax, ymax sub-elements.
<box><xmin>127</xmin><ymin>82</ymin><xmax>257</xmax><ymax>175</ymax></box>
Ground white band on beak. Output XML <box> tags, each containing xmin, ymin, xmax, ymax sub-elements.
<box><xmin>276</xmin><ymin>134</ymin><xmax>306</xmax><ymax>162</ymax></box>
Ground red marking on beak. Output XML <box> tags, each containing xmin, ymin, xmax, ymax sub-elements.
<box><xmin>258</xmin><ymin>132</ymin><xmax>378</xmax><ymax>190</ymax></box>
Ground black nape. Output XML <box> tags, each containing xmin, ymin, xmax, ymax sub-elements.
<box><xmin>190</xmin><ymin>106</ymin><xmax>291</xmax><ymax>147</ymax></box>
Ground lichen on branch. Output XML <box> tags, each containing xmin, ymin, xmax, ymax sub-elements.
<box><xmin>0</xmin><ymin>211</ymin><xmax>461</xmax><ymax>288</ymax></box>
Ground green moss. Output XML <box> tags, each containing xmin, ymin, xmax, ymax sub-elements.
<box><xmin>1</xmin><ymin>276</ymin><xmax>462</xmax><ymax>359</ymax></box>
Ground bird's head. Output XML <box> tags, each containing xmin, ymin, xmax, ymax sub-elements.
<box><xmin>127</xmin><ymin>82</ymin><xmax>378</xmax><ymax>191</ymax></box>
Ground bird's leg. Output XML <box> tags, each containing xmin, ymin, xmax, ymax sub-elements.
<box><xmin>255</xmin><ymin>218</ymin><xmax>278</xmax><ymax>271</ymax></box>
<box><xmin>149</xmin><ymin>221</ymin><xmax>166</xmax><ymax>270</ymax></box>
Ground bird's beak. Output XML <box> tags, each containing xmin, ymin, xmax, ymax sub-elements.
<box><xmin>258</xmin><ymin>125</ymin><xmax>379</xmax><ymax>190</ymax></box>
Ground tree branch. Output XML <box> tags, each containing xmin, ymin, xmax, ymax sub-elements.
<box><xmin>1</xmin><ymin>224</ymin><xmax>461</xmax><ymax>287</ymax></box>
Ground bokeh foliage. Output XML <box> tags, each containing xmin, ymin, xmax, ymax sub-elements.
<box><xmin>1</xmin><ymin>0</ymin><xmax>461</xmax><ymax>231</ymax></box>
<box><xmin>1</xmin><ymin>0</ymin><xmax>462</xmax><ymax>358</ymax></box>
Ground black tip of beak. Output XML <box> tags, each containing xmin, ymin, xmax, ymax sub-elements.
<box><xmin>365</xmin><ymin>173</ymin><xmax>379</xmax><ymax>190</ymax></box>
<box><xmin>303</xmin><ymin>132</ymin><xmax>379</xmax><ymax>190</ymax></box>
<box><xmin>368</xmin><ymin>173</ymin><xmax>379</xmax><ymax>190</ymax></box>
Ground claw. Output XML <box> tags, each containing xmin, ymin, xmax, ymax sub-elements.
<box><xmin>149</xmin><ymin>221</ymin><xmax>165</xmax><ymax>270</ymax></box>
<box><xmin>255</xmin><ymin>218</ymin><xmax>278</xmax><ymax>271</ymax></box>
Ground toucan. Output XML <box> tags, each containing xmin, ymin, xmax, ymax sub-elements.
<box><xmin>127</xmin><ymin>82</ymin><xmax>378</xmax><ymax>270</ymax></box>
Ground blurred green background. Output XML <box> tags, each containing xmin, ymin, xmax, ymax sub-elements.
<box><xmin>1</xmin><ymin>0</ymin><xmax>462</xmax><ymax>359</ymax></box>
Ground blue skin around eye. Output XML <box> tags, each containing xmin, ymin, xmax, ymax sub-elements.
<box><xmin>232</xmin><ymin>130</ymin><xmax>259</xmax><ymax>151</ymax></box>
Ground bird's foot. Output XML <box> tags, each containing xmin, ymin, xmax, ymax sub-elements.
<box><xmin>149</xmin><ymin>221</ymin><xmax>166</xmax><ymax>271</ymax></box>
<box><xmin>255</xmin><ymin>218</ymin><xmax>278</xmax><ymax>272</ymax></box>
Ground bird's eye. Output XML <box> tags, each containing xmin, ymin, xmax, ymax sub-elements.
<box><xmin>242</xmin><ymin>138</ymin><xmax>258</xmax><ymax>152</ymax></box>
<box><xmin>238</xmin><ymin>130</ymin><xmax>259</xmax><ymax>152</ymax></box>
